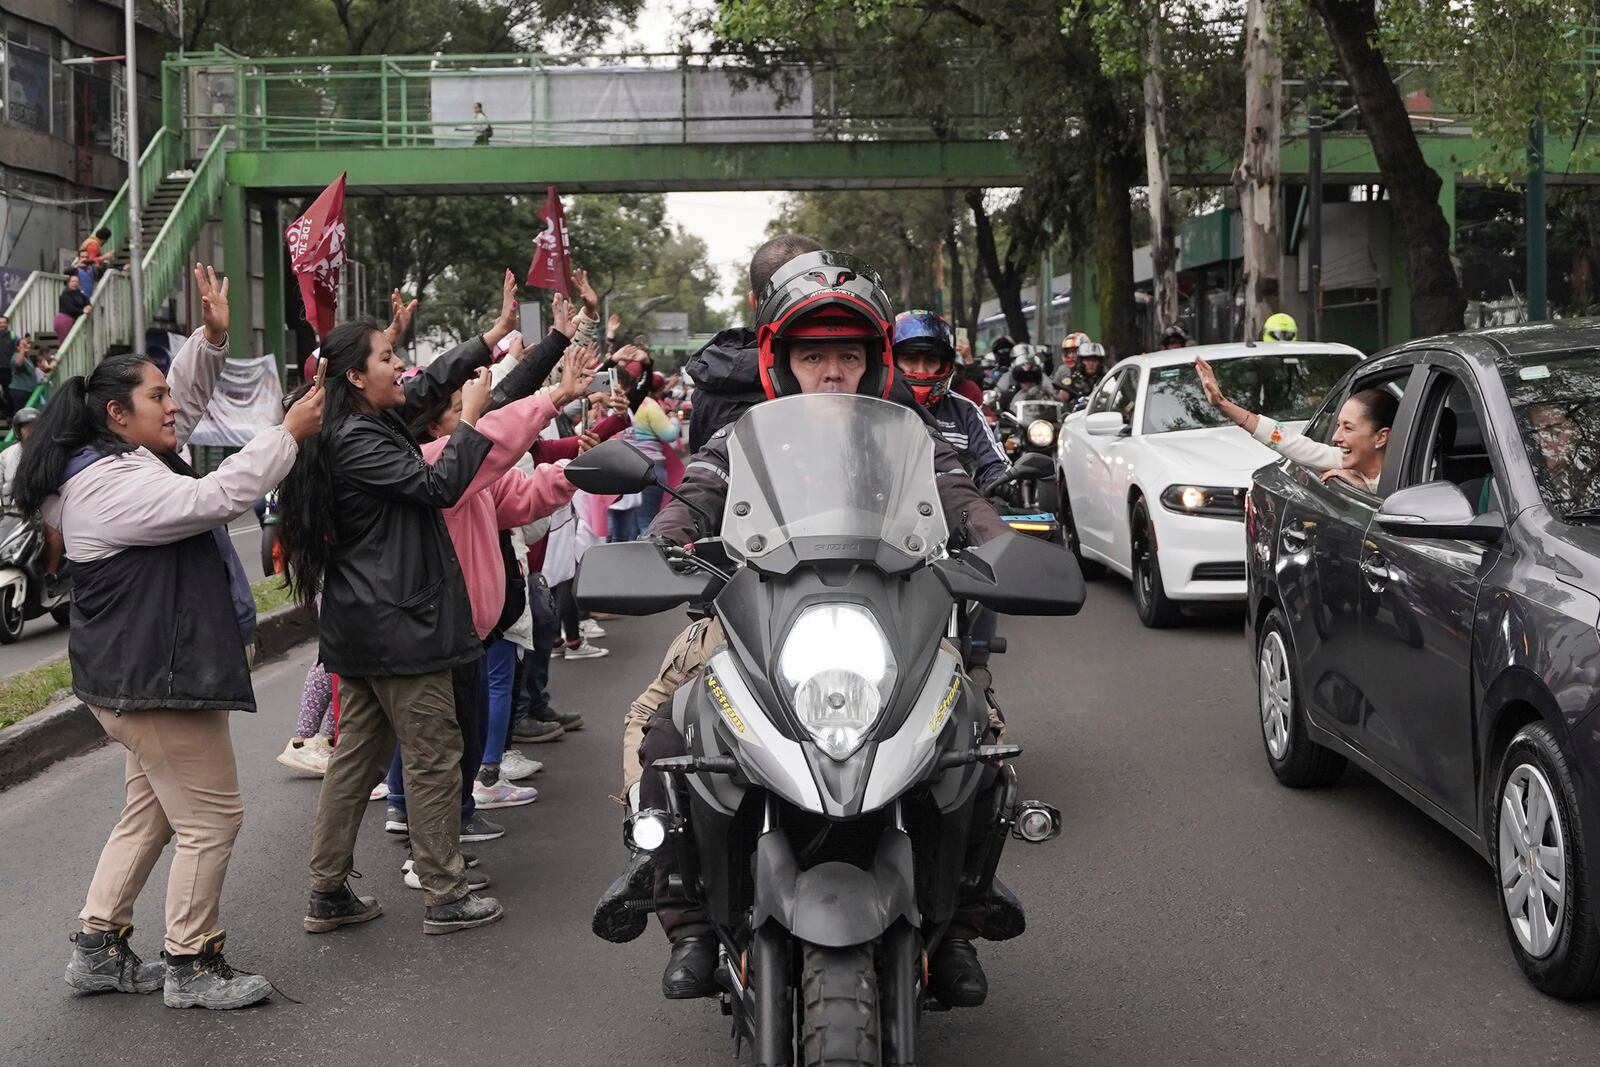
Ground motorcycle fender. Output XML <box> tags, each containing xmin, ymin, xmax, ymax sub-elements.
<box><xmin>751</xmin><ymin>826</ymin><xmax>921</xmax><ymax>948</ymax></box>
<box><xmin>0</xmin><ymin>568</ymin><xmax>26</xmax><ymax>601</ymax></box>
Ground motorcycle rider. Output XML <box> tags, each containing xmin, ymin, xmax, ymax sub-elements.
<box><xmin>1056</xmin><ymin>341</ymin><xmax>1107</xmax><ymax>404</ymax></box>
<box><xmin>1058</xmin><ymin>331</ymin><xmax>1088</xmax><ymax>376</ymax></box>
<box><xmin>1263</xmin><ymin>312</ymin><xmax>1298</xmax><ymax>342</ymax></box>
<box><xmin>1160</xmin><ymin>323</ymin><xmax>1190</xmax><ymax>350</ymax></box>
<box><xmin>893</xmin><ymin>310</ymin><xmax>1009</xmax><ymax>491</ymax></box>
<box><xmin>0</xmin><ymin>407</ymin><xmax>39</xmax><ymax>505</ymax></box>
<box><xmin>1005</xmin><ymin>349</ymin><xmax>1052</xmax><ymax>409</ymax></box>
<box><xmin>595</xmin><ymin>252</ymin><xmax>1014</xmax><ymax>1009</ymax></box>
<box><xmin>984</xmin><ymin>335</ymin><xmax>1014</xmax><ymax>389</ymax></box>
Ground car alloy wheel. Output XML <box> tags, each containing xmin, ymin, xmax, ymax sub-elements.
<box><xmin>1258</xmin><ymin>629</ymin><xmax>1292</xmax><ymax>761</ymax></box>
<box><xmin>1499</xmin><ymin>762</ymin><xmax>1567</xmax><ymax>959</ymax></box>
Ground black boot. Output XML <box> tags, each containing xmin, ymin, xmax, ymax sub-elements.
<box><xmin>928</xmin><ymin>938</ymin><xmax>987</xmax><ymax>1008</ymax></box>
<box><xmin>162</xmin><ymin>932</ymin><xmax>272</xmax><ymax>1010</ymax></box>
<box><xmin>593</xmin><ymin>850</ymin><xmax>656</xmax><ymax>944</ymax></box>
<box><xmin>303</xmin><ymin>877</ymin><xmax>383</xmax><ymax>934</ymax></box>
<box><xmin>977</xmin><ymin>876</ymin><xmax>1026</xmax><ymax>941</ymax></box>
<box><xmin>64</xmin><ymin>925</ymin><xmax>164</xmax><ymax>994</ymax></box>
<box><xmin>423</xmin><ymin>893</ymin><xmax>504</xmax><ymax>935</ymax></box>
<box><xmin>661</xmin><ymin>935</ymin><xmax>719</xmax><ymax>999</ymax></box>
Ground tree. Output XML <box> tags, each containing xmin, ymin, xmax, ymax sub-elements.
<box><xmin>1142</xmin><ymin>5</ymin><xmax>1179</xmax><ymax>337</ymax></box>
<box><xmin>1235</xmin><ymin>0</ymin><xmax>1282</xmax><ymax>338</ymax></box>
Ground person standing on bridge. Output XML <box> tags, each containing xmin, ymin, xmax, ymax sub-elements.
<box><xmin>19</xmin><ymin>264</ymin><xmax>326</xmax><ymax>1010</ymax></box>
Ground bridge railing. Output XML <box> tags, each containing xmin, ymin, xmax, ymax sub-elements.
<box><xmin>90</xmin><ymin>128</ymin><xmax>182</xmax><ymax>262</ymax></box>
<box><xmin>1</xmin><ymin>272</ymin><xmax>66</xmax><ymax>342</ymax></box>
<box><xmin>165</xmin><ymin>51</ymin><xmax>995</xmax><ymax>151</ymax></box>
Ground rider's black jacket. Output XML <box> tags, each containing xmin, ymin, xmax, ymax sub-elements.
<box><xmin>683</xmin><ymin>327</ymin><xmax>765</xmax><ymax>453</ymax></box>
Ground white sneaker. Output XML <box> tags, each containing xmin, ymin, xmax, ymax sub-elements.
<box><xmin>402</xmin><ymin>857</ymin><xmax>489</xmax><ymax>891</ymax></box>
<box><xmin>369</xmin><ymin>781</ymin><xmax>390</xmax><ymax>802</ymax></box>
<box><xmin>579</xmin><ymin>618</ymin><xmax>607</xmax><ymax>639</ymax></box>
<box><xmin>472</xmin><ymin>778</ymin><xmax>539</xmax><ymax>809</ymax></box>
<box><xmin>562</xmin><ymin>640</ymin><xmax>610</xmax><ymax>661</ymax></box>
<box><xmin>500</xmin><ymin>750</ymin><xmax>543</xmax><ymax>780</ymax></box>
<box><xmin>276</xmin><ymin>738</ymin><xmax>329</xmax><ymax>777</ymax></box>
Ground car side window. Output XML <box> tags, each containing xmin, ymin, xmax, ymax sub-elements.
<box><xmin>1401</xmin><ymin>370</ymin><xmax>1501</xmax><ymax>516</ymax></box>
<box><xmin>1302</xmin><ymin>390</ymin><xmax>1344</xmax><ymax>445</ymax></box>
<box><xmin>1088</xmin><ymin>367</ymin><xmax>1134</xmax><ymax>417</ymax></box>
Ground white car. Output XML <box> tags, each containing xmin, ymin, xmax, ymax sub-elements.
<box><xmin>1057</xmin><ymin>341</ymin><xmax>1364</xmax><ymax>627</ymax></box>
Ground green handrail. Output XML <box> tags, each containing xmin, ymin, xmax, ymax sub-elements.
<box><xmin>89</xmin><ymin>128</ymin><xmax>179</xmax><ymax>262</ymax></box>
<box><xmin>140</xmin><ymin>126</ymin><xmax>233</xmax><ymax>330</ymax></box>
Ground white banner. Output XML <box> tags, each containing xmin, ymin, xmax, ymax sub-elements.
<box><xmin>188</xmin><ymin>348</ymin><xmax>285</xmax><ymax>448</ymax></box>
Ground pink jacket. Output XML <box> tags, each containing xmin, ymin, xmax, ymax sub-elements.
<box><xmin>421</xmin><ymin>393</ymin><xmax>575</xmax><ymax>639</ymax></box>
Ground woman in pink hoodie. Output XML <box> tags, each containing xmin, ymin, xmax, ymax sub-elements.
<box><xmin>382</xmin><ymin>342</ymin><xmax>597</xmax><ymax>822</ymax></box>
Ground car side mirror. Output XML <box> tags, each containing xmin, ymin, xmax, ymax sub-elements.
<box><xmin>1376</xmin><ymin>480</ymin><xmax>1503</xmax><ymax>542</ymax></box>
<box><xmin>1084</xmin><ymin>411</ymin><xmax>1126</xmax><ymax>437</ymax></box>
<box><xmin>564</xmin><ymin>439</ymin><xmax>658</xmax><ymax>495</ymax></box>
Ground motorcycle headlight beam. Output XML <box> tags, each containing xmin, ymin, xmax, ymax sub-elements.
<box><xmin>778</xmin><ymin>604</ymin><xmax>897</xmax><ymax>762</ymax></box>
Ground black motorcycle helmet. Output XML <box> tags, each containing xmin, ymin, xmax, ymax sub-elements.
<box><xmin>1010</xmin><ymin>350</ymin><xmax>1044</xmax><ymax>386</ymax></box>
<box><xmin>990</xmin><ymin>335</ymin><xmax>1015</xmax><ymax>366</ymax></box>
<box><xmin>755</xmin><ymin>250</ymin><xmax>895</xmax><ymax>401</ymax></box>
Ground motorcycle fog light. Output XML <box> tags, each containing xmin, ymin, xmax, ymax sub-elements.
<box><xmin>1013</xmin><ymin>802</ymin><xmax>1062</xmax><ymax>844</ymax></box>
<box><xmin>1026</xmin><ymin>419</ymin><xmax>1055</xmax><ymax>447</ymax></box>
<box><xmin>626</xmin><ymin>810</ymin><xmax>669</xmax><ymax>852</ymax></box>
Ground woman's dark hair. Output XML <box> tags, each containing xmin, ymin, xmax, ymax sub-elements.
<box><xmin>1348</xmin><ymin>387</ymin><xmax>1400</xmax><ymax>432</ymax></box>
<box><xmin>406</xmin><ymin>388</ymin><xmax>454</xmax><ymax>442</ymax></box>
<box><xmin>95</xmin><ymin>226</ymin><xmax>112</xmax><ymax>241</ymax></box>
<box><xmin>14</xmin><ymin>354</ymin><xmax>154</xmax><ymax>514</ymax></box>
<box><xmin>277</xmin><ymin>317</ymin><xmax>383</xmax><ymax>604</ymax></box>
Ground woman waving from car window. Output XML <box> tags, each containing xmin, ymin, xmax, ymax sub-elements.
<box><xmin>1195</xmin><ymin>354</ymin><xmax>1397</xmax><ymax>493</ymax></box>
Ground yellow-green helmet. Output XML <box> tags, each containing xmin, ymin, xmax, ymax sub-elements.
<box><xmin>1262</xmin><ymin>313</ymin><xmax>1298</xmax><ymax>342</ymax></box>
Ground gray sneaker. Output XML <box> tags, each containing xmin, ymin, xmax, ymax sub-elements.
<box><xmin>510</xmin><ymin>715</ymin><xmax>564</xmax><ymax>744</ymax></box>
<box><xmin>423</xmin><ymin>893</ymin><xmax>504</xmax><ymax>935</ymax></box>
<box><xmin>460</xmin><ymin>812</ymin><xmax>505</xmax><ymax>842</ymax></box>
<box><xmin>64</xmin><ymin>925</ymin><xmax>164</xmax><ymax>994</ymax></box>
<box><xmin>162</xmin><ymin>932</ymin><xmax>272</xmax><ymax>1010</ymax></box>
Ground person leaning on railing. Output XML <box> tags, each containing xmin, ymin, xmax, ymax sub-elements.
<box><xmin>17</xmin><ymin>264</ymin><xmax>325</xmax><ymax>1011</ymax></box>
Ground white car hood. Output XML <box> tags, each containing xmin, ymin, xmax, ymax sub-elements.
<box><xmin>1141</xmin><ymin>422</ymin><xmax>1306</xmax><ymax>483</ymax></box>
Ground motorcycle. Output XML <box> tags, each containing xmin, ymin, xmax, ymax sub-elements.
<box><xmin>569</xmin><ymin>394</ymin><xmax>1084</xmax><ymax>1067</ymax></box>
<box><xmin>986</xmin><ymin>453</ymin><xmax>1063</xmax><ymax>544</ymax></box>
<box><xmin>0</xmin><ymin>509</ymin><xmax>71</xmax><ymax>642</ymax></box>
<box><xmin>257</xmin><ymin>490</ymin><xmax>283</xmax><ymax>576</ymax></box>
<box><xmin>995</xmin><ymin>398</ymin><xmax>1064</xmax><ymax>514</ymax></box>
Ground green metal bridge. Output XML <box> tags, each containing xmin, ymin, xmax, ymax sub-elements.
<box><xmin>6</xmin><ymin>41</ymin><xmax>1599</xmax><ymax>378</ymax></box>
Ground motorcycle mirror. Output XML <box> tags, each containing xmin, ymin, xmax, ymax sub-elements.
<box><xmin>1010</xmin><ymin>453</ymin><xmax>1053</xmax><ymax>482</ymax></box>
<box><xmin>933</xmin><ymin>533</ymin><xmax>1086</xmax><ymax>616</ymax></box>
<box><xmin>564</xmin><ymin>439</ymin><xmax>658</xmax><ymax>495</ymax></box>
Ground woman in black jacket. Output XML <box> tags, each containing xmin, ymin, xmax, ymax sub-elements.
<box><xmin>281</xmin><ymin>271</ymin><xmax>539</xmax><ymax>936</ymax></box>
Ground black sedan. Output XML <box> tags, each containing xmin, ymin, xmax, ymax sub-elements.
<box><xmin>1245</xmin><ymin>320</ymin><xmax>1600</xmax><ymax>998</ymax></box>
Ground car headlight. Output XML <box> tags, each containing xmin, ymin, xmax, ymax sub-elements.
<box><xmin>1160</xmin><ymin>484</ymin><xmax>1246</xmax><ymax>518</ymax></box>
<box><xmin>778</xmin><ymin>604</ymin><xmax>897</xmax><ymax>761</ymax></box>
<box><xmin>1026</xmin><ymin>419</ymin><xmax>1056</xmax><ymax>447</ymax></box>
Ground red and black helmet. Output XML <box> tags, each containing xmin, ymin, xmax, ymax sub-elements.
<box><xmin>755</xmin><ymin>250</ymin><xmax>895</xmax><ymax>401</ymax></box>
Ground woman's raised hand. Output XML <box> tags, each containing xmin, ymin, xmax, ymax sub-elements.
<box><xmin>482</xmin><ymin>269</ymin><xmax>519</xmax><ymax>350</ymax></box>
<box><xmin>282</xmin><ymin>358</ymin><xmax>326</xmax><ymax>442</ymax></box>
<box><xmin>551</xmin><ymin>342</ymin><xmax>601</xmax><ymax>408</ymax></box>
<box><xmin>461</xmin><ymin>366</ymin><xmax>494</xmax><ymax>425</ymax></box>
<box><xmin>1193</xmin><ymin>355</ymin><xmax>1224</xmax><ymax>408</ymax></box>
<box><xmin>552</xmin><ymin>292</ymin><xmax>575</xmax><ymax>337</ymax></box>
<box><xmin>385</xmin><ymin>289</ymin><xmax>418</xmax><ymax>346</ymax></box>
<box><xmin>194</xmin><ymin>263</ymin><xmax>229</xmax><ymax>344</ymax></box>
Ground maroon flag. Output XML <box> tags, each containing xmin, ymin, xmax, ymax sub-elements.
<box><xmin>285</xmin><ymin>173</ymin><xmax>348</xmax><ymax>340</ymax></box>
<box><xmin>525</xmin><ymin>185</ymin><xmax>572</xmax><ymax>297</ymax></box>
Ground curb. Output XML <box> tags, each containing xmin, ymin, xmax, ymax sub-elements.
<box><xmin>0</xmin><ymin>602</ymin><xmax>316</xmax><ymax>792</ymax></box>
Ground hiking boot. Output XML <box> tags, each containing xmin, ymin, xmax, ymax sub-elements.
<box><xmin>423</xmin><ymin>893</ymin><xmax>504</xmax><ymax>935</ymax></box>
<box><xmin>509</xmin><ymin>715</ymin><xmax>564</xmax><ymax>744</ymax></box>
<box><xmin>927</xmin><ymin>938</ymin><xmax>987</xmax><ymax>1008</ymax></box>
<box><xmin>592</xmin><ymin>850</ymin><xmax>656</xmax><ymax>944</ymax></box>
<box><xmin>661</xmin><ymin>935</ymin><xmax>719</xmax><ymax>999</ymax></box>
<box><xmin>64</xmin><ymin>925</ymin><xmax>164</xmax><ymax>994</ymax></box>
<box><xmin>303</xmin><ymin>877</ymin><xmax>383</xmax><ymax>933</ymax></box>
<box><xmin>162</xmin><ymin>932</ymin><xmax>272</xmax><ymax>1010</ymax></box>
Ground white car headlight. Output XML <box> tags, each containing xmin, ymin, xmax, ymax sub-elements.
<box><xmin>1026</xmin><ymin>419</ymin><xmax>1056</xmax><ymax>447</ymax></box>
<box><xmin>778</xmin><ymin>604</ymin><xmax>897</xmax><ymax>761</ymax></box>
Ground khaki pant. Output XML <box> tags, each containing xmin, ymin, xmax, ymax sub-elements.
<box><xmin>80</xmin><ymin>707</ymin><xmax>244</xmax><ymax>956</ymax></box>
<box><xmin>309</xmin><ymin>671</ymin><xmax>468</xmax><ymax>907</ymax></box>
<box><xmin>621</xmin><ymin>617</ymin><xmax>725</xmax><ymax>795</ymax></box>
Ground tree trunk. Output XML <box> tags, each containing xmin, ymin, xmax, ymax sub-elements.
<box><xmin>1093</xmin><ymin>151</ymin><xmax>1139</xmax><ymax>360</ymax></box>
<box><xmin>944</xmin><ymin>211</ymin><xmax>971</xmax><ymax>340</ymax></box>
<box><xmin>1235</xmin><ymin>0</ymin><xmax>1282</xmax><ymax>341</ymax></box>
<box><xmin>1312</xmin><ymin>0</ymin><xmax>1466</xmax><ymax>336</ymax></box>
<box><xmin>1143</xmin><ymin>5</ymin><xmax>1179</xmax><ymax>336</ymax></box>
<box><xmin>967</xmin><ymin>189</ymin><xmax>1030</xmax><ymax>342</ymax></box>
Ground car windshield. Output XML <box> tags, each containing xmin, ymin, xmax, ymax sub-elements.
<box><xmin>1501</xmin><ymin>348</ymin><xmax>1600</xmax><ymax>518</ymax></box>
<box><xmin>1142</xmin><ymin>352</ymin><xmax>1361</xmax><ymax>435</ymax></box>
<box><xmin>721</xmin><ymin>393</ymin><xmax>949</xmax><ymax>568</ymax></box>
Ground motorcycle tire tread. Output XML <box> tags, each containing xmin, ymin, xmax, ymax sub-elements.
<box><xmin>800</xmin><ymin>943</ymin><xmax>881</xmax><ymax>1067</ymax></box>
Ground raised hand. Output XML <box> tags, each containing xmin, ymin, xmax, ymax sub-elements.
<box><xmin>194</xmin><ymin>263</ymin><xmax>230</xmax><ymax>345</ymax></box>
<box><xmin>281</xmin><ymin>358</ymin><xmax>327</xmax><ymax>442</ymax></box>
<box><xmin>385</xmin><ymin>288</ymin><xmax>418</xmax><ymax>346</ymax></box>
<box><xmin>576</xmin><ymin>429</ymin><xmax>600</xmax><ymax>453</ymax></box>
<box><xmin>571</xmin><ymin>268</ymin><xmax>599</xmax><ymax>317</ymax></box>
<box><xmin>1193</xmin><ymin>355</ymin><xmax>1224</xmax><ymax>408</ymax></box>
<box><xmin>551</xmin><ymin>342</ymin><xmax>601</xmax><ymax>407</ymax></box>
<box><xmin>551</xmin><ymin>292</ymin><xmax>575</xmax><ymax>337</ymax></box>
<box><xmin>482</xmin><ymin>269</ymin><xmax>519</xmax><ymax>350</ymax></box>
<box><xmin>461</xmin><ymin>366</ymin><xmax>494</xmax><ymax>425</ymax></box>
<box><xmin>606</xmin><ymin>312</ymin><xmax>622</xmax><ymax>340</ymax></box>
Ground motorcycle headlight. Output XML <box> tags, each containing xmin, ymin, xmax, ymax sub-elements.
<box><xmin>1026</xmin><ymin>419</ymin><xmax>1056</xmax><ymax>447</ymax></box>
<box><xmin>778</xmin><ymin>604</ymin><xmax>897</xmax><ymax>761</ymax></box>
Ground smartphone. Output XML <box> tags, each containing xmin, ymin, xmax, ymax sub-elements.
<box><xmin>590</xmin><ymin>369</ymin><xmax>615</xmax><ymax>396</ymax></box>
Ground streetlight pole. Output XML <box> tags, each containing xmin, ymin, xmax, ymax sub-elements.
<box><xmin>124</xmin><ymin>0</ymin><xmax>146</xmax><ymax>353</ymax></box>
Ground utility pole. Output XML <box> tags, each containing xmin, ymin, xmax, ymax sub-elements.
<box><xmin>1308</xmin><ymin>80</ymin><xmax>1324</xmax><ymax>341</ymax></box>
<box><xmin>124</xmin><ymin>1</ymin><xmax>146</xmax><ymax>353</ymax></box>
<box><xmin>1036</xmin><ymin>219</ymin><xmax>1053</xmax><ymax>349</ymax></box>
<box><xmin>1526</xmin><ymin>117</ymin><xmax>1547</xmax><ymax>321</ymax></box>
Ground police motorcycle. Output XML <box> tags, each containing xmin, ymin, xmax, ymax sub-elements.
<box><xmin>0</xmin><ymin>508</ymin><xmax>71</xmax><ymax>641</ymax></box>
<box><xmin>569</xmin><ymin>394</ymin><xmax>1084</xmax><ymax>1067</ymax></box>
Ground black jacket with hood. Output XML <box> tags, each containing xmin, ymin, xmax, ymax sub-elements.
<box><xmin>684</xmin><ymin>327</ymin><xmax>764</xmax><ymax>453</ymax></box>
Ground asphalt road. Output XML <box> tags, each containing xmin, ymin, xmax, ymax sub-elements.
<box><xmin>0</xmin><ymin>516</ymin><xmax>265</xmax><ymax>678</ymax></box>
<box><xmin>1</xmin><ymin>577</ymin><xmax>1597</xmax><ymax>1065</ymax></box>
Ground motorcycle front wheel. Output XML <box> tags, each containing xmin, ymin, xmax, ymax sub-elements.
<box><xmin>799</xmin><ymin>943</ymin><xmax>881</xmax><ymax>1067</ymax></box>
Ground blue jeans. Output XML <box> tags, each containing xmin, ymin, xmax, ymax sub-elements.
<box><xmin>482</xmin><ymin>639</ymin><xmax>517</xmax><ymax>767</ymax></box>
<box><xmin>606</xmin><ymin>461</ymin><xmax>667</xmax><ymax>543</ymax></box>
<box><xmin>387</xmin><ymin>656</ymin><xmax>484</xmax><ymax>819</ymax></box>
<box><xmin>516</xmin><ymin>575</ymin><xmax>558</xmax><ymax>723</ymax></box>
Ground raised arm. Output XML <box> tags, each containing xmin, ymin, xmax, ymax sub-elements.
<box><xmin>1194</xmin><ymin>355</ymin><xmax>1342</xmax><ymax>472</ymax></box>
<box><xmin>167</xmin><ymin>264</ymin><xmax>231</xmax><ymax>450</ymax></box>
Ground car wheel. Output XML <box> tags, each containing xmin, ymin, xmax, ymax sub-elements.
<box><xmin>1492</xmin><ymin>721</ymin><xmax>1600</xmax><ymax>998</ymax></box>
<box><xmin>1257</xmin><ymin>608</ymin><xmax>1346</xmax><ymax>787</ymax></box>
<box><xmin>1058</xmin><ymin>481</ymin><xmax>1104</xmax><ymax>579</ymax></box>
<box><xmin>1130</xmin><ymin>500</ymin><xmax>1181</xmax><ymax>628</ymax></box>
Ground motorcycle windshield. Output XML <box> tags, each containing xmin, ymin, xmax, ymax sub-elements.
<box><xmin>723</xmin><ymin>394</ymin><xmax>948</xmax><ymax>570</ymax></box>
<box><xmin>1012</xmin><ymin>400</ymin><xmax>1062</xmax><ymax>422</ymax></box>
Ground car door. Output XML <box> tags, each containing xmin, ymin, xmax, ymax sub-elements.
<box><xmin>1357</xmin><ymin>360</ymin><xmax>1504</xmax><ymax>826</ymax></box>
<box><xmin>1277</xmin><ymin>361</ymin><xmax>1425</xmax><ymax>744</ymax></box>
<box><xmin>1068</xmin><ymin>365</ymin><xmax>1140</xmax><ymax>563</ymax></box>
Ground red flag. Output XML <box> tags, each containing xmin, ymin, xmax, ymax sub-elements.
<box><xmin>285</xmin><ymin>173</ymin><xmax>348</xmax><ymax>340</ymax></box>
<box><xmin>525</xmin><ymin>185</ymin><xmax>572</xmax><ymax>296</ymax></box>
